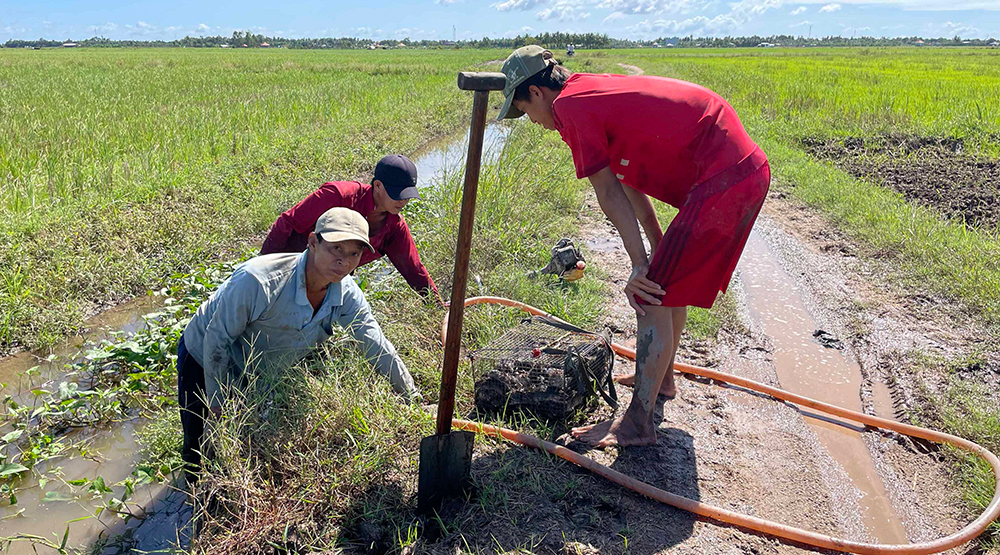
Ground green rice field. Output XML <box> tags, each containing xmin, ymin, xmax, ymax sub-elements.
<box><xmin>1</xmin><ymin>46</ymin><xmax>999</xmax><ymax>552</ymax></box>
<box><xmin>0</xmin><ymin>48</ymin><xmax>507</xmax><ymax>351</ymax></box>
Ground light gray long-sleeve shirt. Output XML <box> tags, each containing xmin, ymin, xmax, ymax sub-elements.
<box><xmin>182</xmin><ymin>251</ymin><xmax>418</xmax><ymax>407</ymax></box>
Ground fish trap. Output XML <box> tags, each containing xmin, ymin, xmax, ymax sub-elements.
<box><xmin>469</xmin><ymin>316</ymin><xmax>617</xmax><ymax>421</ymax></box>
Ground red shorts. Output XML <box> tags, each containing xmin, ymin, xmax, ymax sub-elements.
<box><xmin>639</xmin><ymin>147</ymin><xmax>770</xmax><ymax>309</ymax></box>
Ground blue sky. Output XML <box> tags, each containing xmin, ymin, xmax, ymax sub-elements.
<box><xmin>3</xmin><ymin>0</ymin><xmax>998</xmax><ymax>42</ymax></box>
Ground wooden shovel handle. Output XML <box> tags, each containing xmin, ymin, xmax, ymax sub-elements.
<box><xmin>436</xmin><ymin>89</ymin><xmax>490</xmax><ymax>435</ymax></box>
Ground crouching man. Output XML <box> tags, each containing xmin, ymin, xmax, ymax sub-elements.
<box><xmin>177</xmin><ymin>207</ymin><xmax>420</xmax><ymax>470</ymax></box>
<box><xmin>261</xmin><ymin>154</ymin><xmax>443</xmax><ymax>305</ymax></box>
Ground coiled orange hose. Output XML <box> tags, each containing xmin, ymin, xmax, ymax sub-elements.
<box><xmin>444</xmin><ymin>296</ymin><xmax>1000</xmax><ymax>554</ymax></box>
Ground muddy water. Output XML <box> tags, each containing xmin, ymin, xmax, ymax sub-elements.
<box><xmin>738</xmin><ymin>230</ymin><xmax>908</xmax><ymax>544</ymax></box>
<box><xmin>584</xmin><ymin>236</ymin><xmax>620</xmax><ymax>254</ymax></box>
<box><xmin>0</xmin><ymin>295</ymin><xmax>157</xmax><ymax>402</ymax></box>
<box><xmin>0</xmin><ymin>294</ymin><xmax>187</xmax><ymax>553</ymax></box>
<box><xmin>0</xmin><ymin>123</ymin><xmax>513</xmax><ymax>552</ymax></box>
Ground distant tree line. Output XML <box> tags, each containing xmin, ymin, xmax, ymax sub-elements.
<box><xmin>4</xmin><ymin>30</ymin><xmax>997</xmax><ymax>49</ymax></box>
<box><xmin>661</xmin><ymin>34</ymin><xmax>998</xmax><ymax>48</ymax></box>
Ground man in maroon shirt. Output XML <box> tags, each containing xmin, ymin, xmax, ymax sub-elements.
<box><xmin>498</xmin><ymin>46</ymin><xmax>769</xmax><ymax>447</ymax></box>
<box><xmin>261</xmin><ymin>154</ymin><xmax>442</xmax><ymax>304</ymax></box>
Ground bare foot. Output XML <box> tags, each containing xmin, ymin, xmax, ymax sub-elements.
<box><xmin>613</xmin><ymin>373</ymin><xmax>677</xmax><ymax>399</ymax></box>
<box><xmin>570</xmin><ymin>415</ymin><xmax>657</xmax><ymax>447</ymax></box>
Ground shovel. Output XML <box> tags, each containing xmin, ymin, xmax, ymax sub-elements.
<box><xmin>418</xmin><ymin>71</ymin><xmax>507</xmax><ymax>513</ymax></box>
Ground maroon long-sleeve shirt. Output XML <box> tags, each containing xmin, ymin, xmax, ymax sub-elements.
<box><xmin>260</xmin><ymin>181</ymin><xmax>440</xmax><ymax>300</ymax></box>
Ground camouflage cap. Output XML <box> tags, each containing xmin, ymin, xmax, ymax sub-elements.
<box><xmin>497</xmin><ymin>45</ymin><xmax>556</xmax><ymax>121</ymax></box>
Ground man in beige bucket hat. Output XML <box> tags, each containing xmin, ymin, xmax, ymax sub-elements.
<box><xmin>177</xmin><ymin>206</ymin><xmax>420</xmax><ymax>471</ymax></box>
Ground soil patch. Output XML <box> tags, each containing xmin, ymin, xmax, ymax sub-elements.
<box><xmin>802</xmin><ymin>135</ymin><xmax>1000</xmax><ymax>230</ymax></box>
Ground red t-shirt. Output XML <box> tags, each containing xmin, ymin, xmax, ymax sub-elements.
<box><xmin>553</xmin><ymin>73</ymin><xmax>760</xmax><ymax>208</ymax></box>
<box><xmin>260</xmin><ymin>181</ymin><xmax>440</xmax><ymax>300</ymax></box>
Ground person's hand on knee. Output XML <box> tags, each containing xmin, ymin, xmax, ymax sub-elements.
<box><xmin>625</xmin><ymin>264</ymin><xmax>665</xmax><ymax>316</ymax></box>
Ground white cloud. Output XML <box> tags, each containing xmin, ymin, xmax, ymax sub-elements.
<box><xmin>197</xmin><ymin>23</ymin><xmax>211</xmax><ymax>32</ymax></box>
<box><xmin>789</xmin><ymin>0</ymin><xmax>998</xmax><ymax>9</ymax></box>
<box><xmin>88</xmin><ymin>22</ymin><xmax>118</xmax><ymax>33</ymax></box>
<box><xmin>790</xmin><ymin>6</ymin><xmax>807</xmax><ymax>14</ymax></box>
<box><xmin>596</xmin><ymin>0</ymin><xmax>700</xmax><ymax>15</ymax></box>
<box><xmin>819</xmin><ymin>3</ymin><xmax>841</xmax><ymax>11</ymax></box>
<box><xmin>391</xmin><ymin>27</ymin><xmax>433</xmax><ymax>38</ymax></box>
<box><xmin>125</xmin><ymin>21</ymin><xmax>159</xmax><ymax>36</ymax></box>
<box><xmin>790</xmin><ymin>19</ymin><xmax>813</xmax><ymax>26</ymax></box>
<box><xmin>604</xmin><ymin>10</ymin><xmax>627</xmax><ymax>21</ymax></box>
<box><xmin>494</xmin><ymin>0</ymin><xmax>546</xmax><ymax>10</ymax></box>
<box><xmin>521</xmin><ymin>25</ymin><xmax>535</xmax><ymax>31</ymax></box>
<box><xmin>536</xmin><ymin>0</ymin><xmax>591</xmax><ymax>20</ymax></box>
<box><xmin>624</xmin><ymin>0</ymin><xmax>782</xmax><ymax>37</ymax></box>
<box><xmin>939</xmin><ymin>20</ymin><xmax>981</xmax><ymax>35</ymax></box>
<box><xmin>165</xmin><ymin>25</ymin><xmax>182</xmax><ymax>32</ymax></box>
<box><xmin>350</xmin><ymin>26</ymin><xmax>386</xmax><ymax>38</ymax></box>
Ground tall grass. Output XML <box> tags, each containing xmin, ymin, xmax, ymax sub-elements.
<box><xmin>0</xmin><ymin>48</ymin><xmax>508</xmax><ymax>351</ymax></box>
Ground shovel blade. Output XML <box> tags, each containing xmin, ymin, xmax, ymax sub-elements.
<box><xmin>418</xmin><ymin>430</ymin><xmax>475</xmax><ymax>512</ymax></box>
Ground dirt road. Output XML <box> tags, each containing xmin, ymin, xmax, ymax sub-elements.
<box><xmin>564</xmin><ymin>187</ymin><xmax>973</xmax><ymax>553</ymax></box>
<box><xmin>432</xmin><ymin>183</ymin><xmax>979</xmax><ymax>554</ymax></box>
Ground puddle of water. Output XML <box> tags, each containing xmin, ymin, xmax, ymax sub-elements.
<box><xmin>410</xmin><ymin>123</ymin><xmax>510</xmax><ymax>190</ymax></box>
<box><xmin>0</xmin><ymin>420</ymin><xmax>185</xmax><ymax>553</ymax></box>
<box><xmin>871</xmin><ymin>379</ymin><xmax>898</xmax><ymax>421</ymax></box>
<box><xmin>0</xmin><ymin>296</ymin><xmax>180</xmax><ymax>551</ymax></box>
<box><xmin>738</xmin><ymin>231</ymin><xmax>908</xmax><ymax>544</ymax></box>
<box><xmin>0</xmin><ymin>123</ymin><xmax>516</xmax><ymax>551</ymax></box>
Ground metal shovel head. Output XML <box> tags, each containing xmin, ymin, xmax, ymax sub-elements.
<box><xmin>418</xmin><ymin>430</ymin><xmax>475</xmax><ymax>512</ymax></box>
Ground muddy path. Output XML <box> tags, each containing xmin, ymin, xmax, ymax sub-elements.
<box><xmin>454</xmin><ymin>185</ymin><xmax>975</xmax><ymax>553</ymax></box>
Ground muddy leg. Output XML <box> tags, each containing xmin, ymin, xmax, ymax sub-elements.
<box><xmin>572</xmin><ymin>305</ymin><xmax>676</xmax><ymax>447</ymax></box>
<box><xmin>615</xmin><ymin>307</ymin><xmax>687</xmax><ymax>399</ymax></box>
<box><xmin>656</xmin><ymin>307</ymin><xmax>687</xmax><ymax>398</ymax></box>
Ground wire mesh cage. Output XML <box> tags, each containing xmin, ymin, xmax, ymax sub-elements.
<box><xmin>469</xmin><ymin>316</ymin><xmax>616</xmax><ymax>421</ymax></box>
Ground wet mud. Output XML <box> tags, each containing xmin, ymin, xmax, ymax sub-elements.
<box><xmin>802</xmin><ymin>135</ymin><xmax>1000</xmax><ymax>230</ymax></box>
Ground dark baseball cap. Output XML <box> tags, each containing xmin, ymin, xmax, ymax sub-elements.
<box><xmin>374</xmin><ymin>154</ymin><xmax>420</xmax><ymax>201</ymax></box>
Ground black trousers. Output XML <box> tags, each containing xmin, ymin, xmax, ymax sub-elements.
<box><xmin>177</xmin><ymin>334</ymin><xmax>208</xmax><ymax>471</ymax></box>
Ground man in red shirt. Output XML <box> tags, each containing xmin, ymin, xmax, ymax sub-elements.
<box><xmin>261</xmin><ymin>154</ymin><xmax>442</xmax><ymax>304</ymax></box>
<box><xmin>499</xmin><ymin>46</ymin><xmax>769</xmax><ymax>447</ymax></box>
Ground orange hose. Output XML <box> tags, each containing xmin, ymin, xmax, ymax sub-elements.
<box><xmin>444</xmin><ymin>296</ymin><xmax>1000</xmax><ymax>554</ymax></box>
